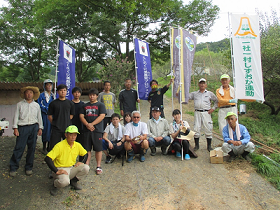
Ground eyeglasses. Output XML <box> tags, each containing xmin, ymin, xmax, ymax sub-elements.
<box><xmin>133</xmin><ymin>116</ymin><xmax>140</xmax><ymax>119</ymax></box>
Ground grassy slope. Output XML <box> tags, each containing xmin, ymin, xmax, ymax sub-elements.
<box><xmin>158</xmin><ymin>76</ymin><xmax>280</xmax><ymax>190</ymax></box>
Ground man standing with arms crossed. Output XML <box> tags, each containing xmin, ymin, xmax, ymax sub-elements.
<box><xmin>119</xmin><ymin>79</ymin><xmax>140</xmax><ymax>117</ymax></box>
<box><xmin>189</xmin><ymin>78</ymin><xmax>218</xmax><ymax>152</ymax></box>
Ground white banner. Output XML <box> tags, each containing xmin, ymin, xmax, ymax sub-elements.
<box><xmin>231</xmin><ymin>14</ymin><xmax>264</xmax><ymax>101</ymax></box>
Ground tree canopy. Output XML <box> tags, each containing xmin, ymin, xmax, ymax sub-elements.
<box><xmin>0</xmin><ymin>0</ymin><xmax>219</xmax><ymax>82</ymax></box>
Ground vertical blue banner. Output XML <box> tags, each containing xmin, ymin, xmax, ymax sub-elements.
<box><xmin>134</xmin><ymin>38</ymin><xmax>152</xmax><ymax>100</ymax></box>
<box><xmin>57</xmin><ymin>40</ymin><xmax>75</xmax><ymax>100</ymax></box>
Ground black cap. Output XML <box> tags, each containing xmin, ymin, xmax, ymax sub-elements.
<box><xmin>151</xmin><ymin>106</ymin><xmax>160</xmax><ymax>111</ymax></box>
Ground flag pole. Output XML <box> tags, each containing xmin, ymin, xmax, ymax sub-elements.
<box><xmin>133</xmin><ymin>36</ymin><xmax>140</xmax><ymax>112</ymax></box>
<box><xmin>54</xmin><ymin>37</ymin><xmax>60</xmax><ymax>97</ymax></box>
<box><xmin>170</xmin><ymin>27</ymin><xmax>174</xmax><ymax>112</ymax></box>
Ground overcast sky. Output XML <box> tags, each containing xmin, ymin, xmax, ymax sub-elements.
<box><xmin>188</xmin><ymin>0</ymin><xmax>280</xmax><ymax>43</ymax></box>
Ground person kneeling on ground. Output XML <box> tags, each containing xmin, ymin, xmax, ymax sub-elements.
<box><xmin>124</xmin><ymin>111</ymin><xmax>149</xmax><ymax>162</ymax></box>
<box><xmin>147</xmin><ymin>106</ymin><xmax>171</xmax><ymax>156</ymax></box>
<box><xmin>102</xmin><ymin>113</ymin><xmax>126</xmax><ymax>163</ymax></box>
<box><xmin>169</xmin><ymin>109</ymin><xmax>197</xmax><ymax>160</ymax></box>
<box><xmin>222</xmin><ymin>112</ymin><xmax>255</xmax><ymax>162</ymax></box>
<box><xmin>44</xmin><ymin>125</ymin><xmax>90</xmax><ymax>196</ymax></box>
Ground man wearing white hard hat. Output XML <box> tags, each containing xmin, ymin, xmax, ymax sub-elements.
<box><xmin>222</xmin><ymin>112</ymin><xmax>255</xmax><ymax>162</ymax></box>
<box><xmin>189</xmin><ymin>78</ymin><xmax>218</xmax><ymax>152</ymax></box>
<box><xmin>37</xmin><ymin>79</ymin><xmax>55</xmax><ymax>154</ymax></box>
<box><xmin>9</xmin><ymin>86</ymin><xmax>43</xmax><ymax>177</ymax></box>
<box><xmin>216</xmin><ymin>74</ymin><xmax>238</xmax><ymax>134</ymax></box>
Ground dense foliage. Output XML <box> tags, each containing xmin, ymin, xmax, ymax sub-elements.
<box><xmin>0</xmin><ymin>0</ymin><xmax>219</xmax><ymax>82</ymax></box>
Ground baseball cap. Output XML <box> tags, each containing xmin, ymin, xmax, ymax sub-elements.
<box><xmin>220</xmin><ymin>74</ymin><xmax>230</xmax><ymax>80</ymax></box>
<box><xmin>225</xmin><ymin>112</ymin><xmax>237</xmax><ymax>119</ymax></box>
<box><xmin>65</xmin><ymin>125</ymin><xmax>80</xmax><ymax>134</ymax></box>
<box><xmin>199</xmin><ymin>78</ymin><xmax>206</xmax><ymax>83</ymax></box>
<box><xmin>151</xmin><ymin>106</ymin><xmax>160</xmax><ymax>111</ymax></box>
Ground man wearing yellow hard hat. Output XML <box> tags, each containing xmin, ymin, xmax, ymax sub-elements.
<box><xmin>221</xmin><ymin>112</ymin><xmax>255</xmax><ymax>162</ymax></box>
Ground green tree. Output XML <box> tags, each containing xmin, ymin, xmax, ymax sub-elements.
<box><xmin>35</xmin><ymin>0</ymin><xmax>219</xmax><ymax>77</ymax></box>
<box><xmin>0</xmin><ymin>0</ymin><xmax>51</xmax><ymax>82</ymax></box>
<box><xmin>260</xmin><ymin>22</ymin><xmax>280</xmax><ymax>115</ymax></box>
<box><xmin>98</xmin><ymin>55</ymin><xmax>134</xmax><ymax>97</ymax></box>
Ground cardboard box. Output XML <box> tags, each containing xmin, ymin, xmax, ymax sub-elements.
<box><xmin>210</xmin><ymin>150</ymin><xmax>224</xmax><ymax>164</ymax></box>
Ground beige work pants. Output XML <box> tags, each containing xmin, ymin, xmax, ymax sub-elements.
<box><xmin>53</xmin><ymin>163</ymin><xmax>90</xmax><ymax>188</ymax></box>
<box><xmin>193</xmin><ymin>111</ymin><xmax>213</xmax><ymax>139</ymax></box>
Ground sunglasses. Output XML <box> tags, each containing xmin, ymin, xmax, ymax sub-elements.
<box><xmin>133</xmin><ymin>116</ymin><xmax>140</xmax><ymax>119</ymax></box>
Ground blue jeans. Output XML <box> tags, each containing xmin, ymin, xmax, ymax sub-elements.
<box><xmin>10</xmin><ymin>124</ymin><xmax>39</xmax><ymax>171</ymax></box>
<box><xmin>148</xmin><ymin>136</ymin><xmax>171</xmax><ymax>148</ymax></box>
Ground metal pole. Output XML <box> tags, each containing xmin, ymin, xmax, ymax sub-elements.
<box><xmin>54</xmin><ymin>37</ymin><xmax>60</xmax><ymax>98</ymax></box>
<box><xmin>228</xmin><ymin>12</ymin><xmax>238</xmax><ymax>114</ymax></box>
<box><xmin>133</xmin><ymin>36</ymin><xmax>140</xmax><ymax>112</ymax></box>
<box><xmin>170</xmin><ymin>27</ymin><xmax>174</xmax><ymax>111</ymax></box>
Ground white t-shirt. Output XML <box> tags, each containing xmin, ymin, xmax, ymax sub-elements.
<box><xmin>124</xmin><ymin>122</ymin><xmax>148</xmax><ymax>139</ymax></box>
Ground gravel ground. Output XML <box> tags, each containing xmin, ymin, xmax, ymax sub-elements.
<box><xmin>0</xmin><ymin>97</ymin><xmax>280</xmax><ymax>210</ymax></box>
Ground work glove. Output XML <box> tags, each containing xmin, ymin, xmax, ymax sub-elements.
<box><xmin>229</xmin><ymin>98</ymin><xmax>237</xmax><ymax>103</ymax></box>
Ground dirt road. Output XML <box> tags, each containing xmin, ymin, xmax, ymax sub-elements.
<box><xmin>0</xmin><ymin>97</ymin><xmax>280</xmax><ymax>209</ymax></box>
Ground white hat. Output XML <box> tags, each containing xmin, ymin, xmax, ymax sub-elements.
<box><xmin>199</xmin><ymin>78</ymin><xmax>206</xmax><ymax>83</ymax></box>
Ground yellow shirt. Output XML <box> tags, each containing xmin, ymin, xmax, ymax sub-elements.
<box><xmin>216</xmin><ymin>87</ymin><xmax>235</xmax><ymax>107</ymax></box>
<box><xmin>47</xmin><ymin>139</ymin><xmax>87</xmax><ymax>168</ymax></box>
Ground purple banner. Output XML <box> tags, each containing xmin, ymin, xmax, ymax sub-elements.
<box><xmin>134</xmin><ymin>38</ymin><xmax>152</xmax><ymax>100</ymax></box>
<box><xmin>172</xmin><ymin>28</ymin><xmax>196</xmax><ymax>103</ymax></box>
<box><xmin>57</xmin><ymin>40</ymin><xmax>75</xmax><ymax>100</ymax></box>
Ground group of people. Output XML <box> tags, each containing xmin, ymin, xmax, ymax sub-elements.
<box><xmin>9</xmin><ymin>74</ymin><xmax>255</xmax><ymax>196</ymax></box>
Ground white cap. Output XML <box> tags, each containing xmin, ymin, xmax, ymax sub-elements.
<box><xmin>199</xmin><ymin>78</ymin><xmax>206</xmax><ymax>83</ymax></box>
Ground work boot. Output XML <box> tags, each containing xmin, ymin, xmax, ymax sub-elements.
<box><xmin>161</xmin><ymin>145</ymin><xmax>168</xmax><ymax>155</ymax></box>
<box><xmin>227</xmin><ymin>150</ymin><xmax>237</xmax><ymax>162</ymax></box>
<box><xmin>150</xmin><ymin>146</ymin><xmax>156</xmax><ymax>156</ymax></box>
<box><xmin>241</xmin><ymin>151</ymin><xmax>251</xmax><ymax>161</ymax></box>
<box><xmin>50</xmin><ymin>184</ymin><xmax>58</xmax><ymax>196</ymax></box>
<box><xmin>70</xmin><ymin>177</ymin><xmax>82</xmax><ymax>190</ymax></box>
<box><xmin>127</xmin><ymin>149</ymin><xmax>135</xmax><ymax>163</ymax></box>
<box><xmin>194</xmin><ymin>138</ymin><xmax>199</xmax><ymax>151</ymax></box>
<box><xmin>207</xmin><ymin>138</ymin><xmax>213</xmax><ymax>152</ymax></box>
<box><xmin>140</xmin><ymin>148</ymin><xmax>145</xmax><ymax>162</ymax></box>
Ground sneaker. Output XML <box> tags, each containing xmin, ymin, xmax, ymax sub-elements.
<box><xmin>105</xmin><ymin>155</ymin><xmax>112</xmax><ymax>164</ymax></box>
<box><xmin>150</xmin><ymin>147</ymin><xmax>156</xmax><ymax>156</ymax></box>
<box><xmin>140</xmin><ymin>155</ymin><xmax>145</xmax><ymax>162</ymax></box>
<box><xmin>50</xmin><ymin>185</ymin><xmax>58</xmax><ymax>196</ymax></box>
<box><xmin>25</xmin><ymin>170</ymin><xmax>33</xmax><ymax>176</ymax></box>
<box><xmin>127</xmin><ymin>155</ymin><xmax>134</xmax><ymax>163</ymax></box>
<box><xmin>9</xmin><ymin>171</ymin><xmax>16</xmax><ymax>177</ymax></box>
<box><xmin>161</xmin><ymin>146</ymin><xmax>168</xmax><ymax>155</ymax></box>
<box><xmin>176</xmin><ymin>151</ymin><xmax>182</xmax><ymax>158</ymax></box>
<box><xmin>184</xmin><ymin>154</ymin><xmax>190</xmax><ymax>160</ymax></box>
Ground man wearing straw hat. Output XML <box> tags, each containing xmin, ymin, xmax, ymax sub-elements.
<box><xmin>9</xmin><ymin>86</ymin><xmax>43</xmax><ymax>177</ymax></box>
<box><xmin>216</xmin><ymin>74</ymin><xmax>238</xmax><ymax>134</ymax></box>
<box><xmin>222</xmin><ymin>112</ymin><xmax>255</xmax><ymax>162</ymax></box>
<box><xmin>189</xmin><ymin>78</ymin><xmax>218</xmax><ymax>152</ymax></box>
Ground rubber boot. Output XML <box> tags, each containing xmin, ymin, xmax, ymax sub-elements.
<box><xmin>194</xmin><ymin>138</ymin><xmax>199</xmax><ymax>151</ymax></box>
<box><xmin>206</xmin><ymin>138</ymin><xmax>213</xmax><ymax>152</ymax></box>
<box><xmin>127</xmin><ymin>149</ymin><xmax>135</xmax><ymax>163</ymax></box>
<box><xmin>140</xmin><ymin>148</ymin><xmax>145</xmax><ymax>162</ymax></box>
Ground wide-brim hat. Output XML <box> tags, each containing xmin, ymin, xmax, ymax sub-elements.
<box><xmin>177</xmin><ymin>129</ymin><xmax>196</xmax><ymax>140</ymax></box>
<box><xmin>20</xmin><ymin>86</ymin><xmax>40</xmax><ymax>100</ymax></box>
